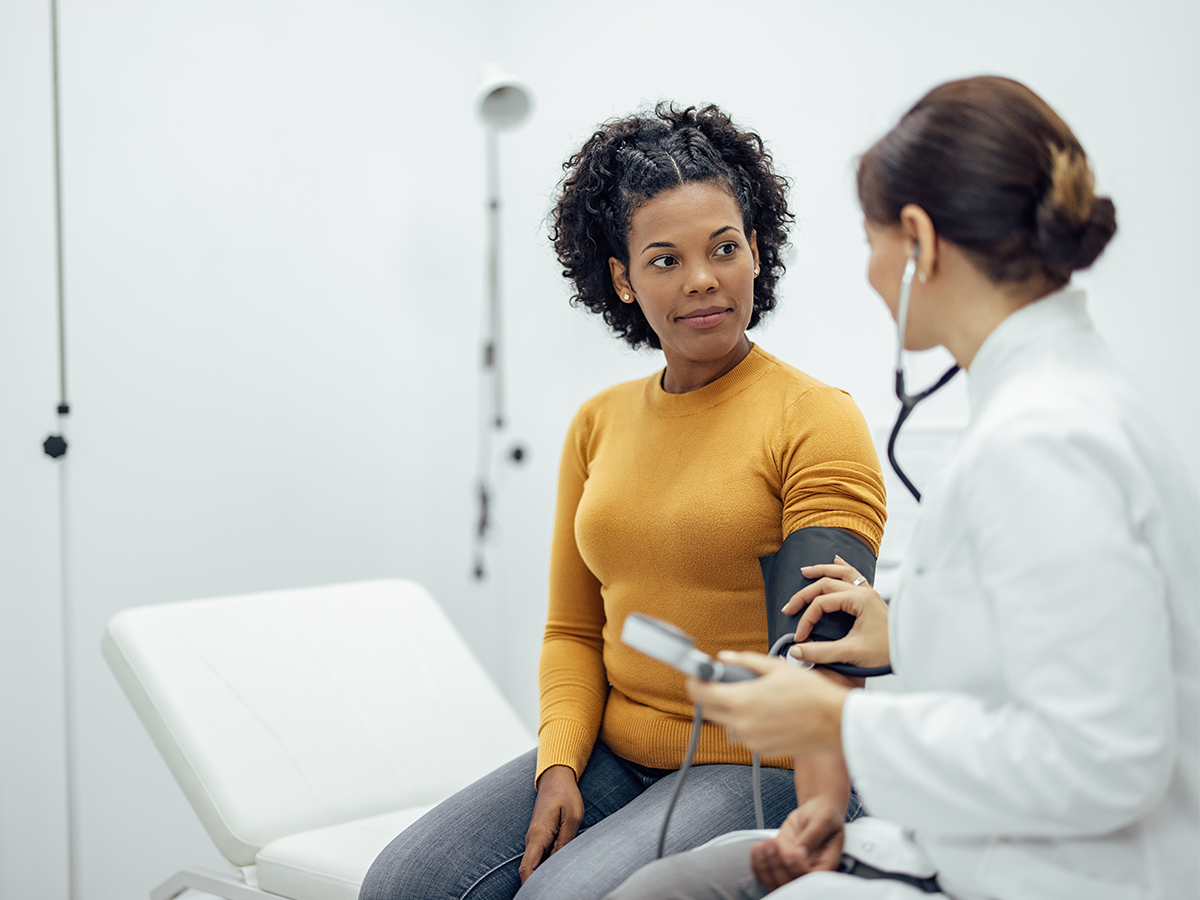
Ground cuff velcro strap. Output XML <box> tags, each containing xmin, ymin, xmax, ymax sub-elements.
<box><xmin>837</xmin><ymin>854</ymin><xmax>943</xmax><ymax>894</ymax></box>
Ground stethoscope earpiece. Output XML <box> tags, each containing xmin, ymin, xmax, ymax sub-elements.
<box><xmin>888</xmin><ymin>253</ymin><xmax>959</xmax><ymax>502</ymax></box>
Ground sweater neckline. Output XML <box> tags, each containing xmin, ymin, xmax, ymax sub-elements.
<box><xmin>642</xmin><ymin>344</ymin><xmax>775</xmax><ymax>417</ymax></box>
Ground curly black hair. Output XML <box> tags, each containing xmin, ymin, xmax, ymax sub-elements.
<box><xmin>550</xmin><ymin>103</ymin><xmax>792</xmax><ymax>349</ymax></box>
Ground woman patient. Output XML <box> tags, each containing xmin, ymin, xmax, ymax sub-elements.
<box><xmin>358</xmin><ymin>103</ymin><xmax>887</xmax><ymax>900</ymax></box>
<box><xmin>606</xmin><ymin>76</ymin><xmax>1199</xmax><ymax>900</ymax></box>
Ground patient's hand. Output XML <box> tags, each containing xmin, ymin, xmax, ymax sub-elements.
<box><xmin>750</xmin><ymin>796</ymin><xmax>845</xmax><ymax>890</ymax></box>
<box><xmin>519</xmin><ymin>764</ymin><xmax>584</xmax><ymax>883</ymax></box>
<box><xmin>784</xmin><ymin>556</ymin><xmax>891</xmax><ymax>669</ymax></box>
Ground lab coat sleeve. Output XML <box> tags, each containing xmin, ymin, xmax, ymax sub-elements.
<box><xmin>843</xmin><ymin>417</ymin><xmax>1177</xmax><ymax>838</ymax></box>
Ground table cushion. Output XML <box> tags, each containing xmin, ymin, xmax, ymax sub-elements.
<box><xmin>256</xmin><ymin>805</ymin><xmax>436</xmax><ymax>900</ymax></box>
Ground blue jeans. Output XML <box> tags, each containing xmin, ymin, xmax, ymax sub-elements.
<box><xmin>359</xmin><ymin>742</ymin><xmax>801</xmax><ymax>900</ymax></box>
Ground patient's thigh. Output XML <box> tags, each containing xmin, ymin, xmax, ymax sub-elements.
<box><xmin>358</xmin><ymin>749</ymin><xmax>540</xmax><ymax>900</ymax></box>
<box><xmin>359</xmin><ymin>743</ymin><xmax>650</xmax><ymax>900</ymax></box>
<box><xmin>522</xmin><ymin>763</ymin><xmax>795</xmax><ymax>900</ymax></box>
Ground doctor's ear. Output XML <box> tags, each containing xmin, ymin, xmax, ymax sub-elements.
<box><xmin>899</xmin><ymin>204</ymin><xmax>937</xmax><ymax>281</ymax></box>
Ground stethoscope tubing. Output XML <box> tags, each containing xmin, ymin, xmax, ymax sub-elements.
<box><xmin>890</xmin><ymin>254</ymin><xmax>959</xmax><ymax>502</ymax></box>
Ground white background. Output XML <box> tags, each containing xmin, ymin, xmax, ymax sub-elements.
<box><xmin>1</xmin><ymin>1</ymin><xmax>1196</xmax><ymax>897</ymax></box>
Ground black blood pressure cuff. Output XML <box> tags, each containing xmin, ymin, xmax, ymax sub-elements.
<box><xmin>759</xmin><ymin>526</ymin><xmax>889</xmax><ymax>677</ymax></box>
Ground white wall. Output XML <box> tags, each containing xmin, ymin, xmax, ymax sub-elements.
<box><xmin>1</xmin><ymin>1</ymin><xmax>1195</xmax><ymax>898</ymax></box>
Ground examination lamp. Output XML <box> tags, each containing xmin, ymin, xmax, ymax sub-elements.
<box><xmin>477</xmin><ymin>68</ymin><xmax>532</xmax><ymax>131</ymax></box>
<box><xmin>473</xmin><ymin>67</ymin><xmax>532</xmax><ymax>579</ymax></box>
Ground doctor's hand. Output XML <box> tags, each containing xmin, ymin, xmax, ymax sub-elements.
<box><xmin>783</xmin><ymin>556</ymin><xmax>891</xmax><ymax>669</ymax></box>
<box><xmin>750</xmin><ymin>795</ymin><xmax>846</xmax><ymax>889</ymax></box>
<box><xmin>519</xmin><ymin>765</ymin><xmax>584</xmax><ymax>883</ymax></box>
<box><xmin>687</xmin><ymin>653</ymin><xmax>850</xmax><ymax>759</ymax></box>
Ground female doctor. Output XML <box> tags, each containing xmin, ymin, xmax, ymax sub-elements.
<box><xmin>606</xmin><ymin>76</ymin><xmax>1199</xmax><ymax>900</ymax></box>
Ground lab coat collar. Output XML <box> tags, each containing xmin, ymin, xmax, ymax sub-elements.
<box><xmin>966</xmin><ymin>286</ymin><xmax>1091</xmax><ymax>417</ymax></box>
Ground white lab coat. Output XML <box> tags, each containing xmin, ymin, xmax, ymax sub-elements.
<box><xmin>841</xmin><ymin>290</ymin><xmax>1200</xmax><ymax>900</ymax></box>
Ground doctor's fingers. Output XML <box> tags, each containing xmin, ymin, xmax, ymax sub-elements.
<box><xmin>787</xmin><ymin>586</ymin><xmax>868</xmax><ymax>636</ymax></box>
<box><xmin>687</xmin><ymin>664</ymin><xmax>778</xmax><ymax>717</ymax></box>
<box><xmin>696</xmin><ymin>661</ymin><xmax>818</xmax><ymax>710</ymax></box>
<box><xmin>797</xmin><ymin>561</ymin><xmax>855</xmax><ymax>579</ymax></box>
<box><xmin>721</xmin><ymin>699</ymin><xmax>826</xmax><ymax>758</ymax></box>
<box><xmin>792</xmin><ymin>614</ymin><xmax>890</xmax><ymax>670</ymax></box>
<box><xmin>797</xmin><ymin>560</ymin><xmax>862</xmax><ymax>588</ymax></box>
<box><xmin>785</xmin><ymin>571</ymin><xmax>868</xmax><ymax>614</ymax></box>
<box><xmin>787</xmin><ymin>636</ymin><xmax>857</xmax><ymax>666</ymax></box>
<box><xmin>686</xmin><ymin>679</ymin><xmax>740</xmax><ymax>724</ymax></box>
<box><xmin>688</xmin><ymin>653</ymin><xmax>795</xmax><ymax>715</ymax></box>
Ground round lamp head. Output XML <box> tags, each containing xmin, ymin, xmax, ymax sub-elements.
<box><xmin>477</xmin><ymin>67</ymin><xmax>532</xmax><ymax>131</ymax></box>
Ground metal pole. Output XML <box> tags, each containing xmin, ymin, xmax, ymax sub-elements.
<box><xmin>474</xmin><ymin>127</ymin><xmax>503</xmax><ymax>578</ymax></box>
<box><xmin>485</xmin><ymin>126</ymin><xmax>503</xmax><ymax>430</ymax></box>
<box><xmin>49</xmin><ymin>3</ymin><xmax>79</xmax><ymax>897</ymax></box>
<box><xmin>50</xmin><ymin>0</ymin><xmax>69</xmax><ymax>416</ymax></box>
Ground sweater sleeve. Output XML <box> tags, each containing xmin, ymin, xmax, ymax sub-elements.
<box><xmin>535</xmin><ymin>406</ymin><xmax>609</xmax><ymax>783</ymax></box>
<box><xmin>780</xmin><ymin>386</ymin><xmax>887</xmax><ymax>553</ymax></box>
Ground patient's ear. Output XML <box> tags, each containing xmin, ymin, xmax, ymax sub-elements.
<box><xmin>609</xmin><ymin>257</ymin><xmax>634</xmax><ymax>303</ymax></box>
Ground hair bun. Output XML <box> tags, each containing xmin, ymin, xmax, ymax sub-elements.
<box><xmin>1036</xmin><ymin>146</ymin><xmax>1117</xmax><ymax>276</ymax></box>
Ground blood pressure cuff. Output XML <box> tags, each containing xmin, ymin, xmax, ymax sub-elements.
<box><xmin>759</xmin><ymin>526</ymin><xmax>878</xmax><ymax>650</ymax></box>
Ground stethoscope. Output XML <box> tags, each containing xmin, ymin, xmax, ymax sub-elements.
<box><xmin>887</xmin><ymin>252</ymin><xmax>960</xmax><ymax>502</ymax></box>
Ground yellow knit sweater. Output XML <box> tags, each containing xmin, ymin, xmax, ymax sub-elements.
<box><xmin>537</xmin><ymin>345</ymin><xmax>886</xmax><ymax>781</ymax></box>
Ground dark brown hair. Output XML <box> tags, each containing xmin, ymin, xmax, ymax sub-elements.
<box><xmin>857</xmin><ymin>76</ymin><xmax>1116</xmax><ymax>286</ymax></box>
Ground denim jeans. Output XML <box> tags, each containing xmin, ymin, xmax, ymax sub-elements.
<box><xmin>358</xmin><ymin>742</ymin><xmax>800</xmax><ymax>900</ymax></box>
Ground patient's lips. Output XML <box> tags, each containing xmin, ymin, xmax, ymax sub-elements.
<box><xmin>678</xmin><ymin>306</ymin><xmax>730</xmax><ymax>329</ymax></box>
